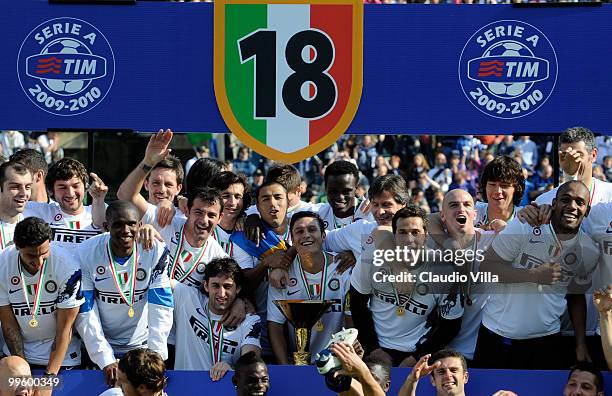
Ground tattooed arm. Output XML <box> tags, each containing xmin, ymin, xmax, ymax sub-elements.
<box><xmin>46</xmin><ymin>307</ymin><xmax>79</xmax><ymax>374</ymax></box>
<box><xmin>0</xmin><ymin>305</ymin><xmax>24</xmax><ymax>358</ymax></box>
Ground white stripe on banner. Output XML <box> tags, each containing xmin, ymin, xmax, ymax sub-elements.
<box><xmin>267</xmin><ymin>4</ymin><xmax>310</xmax><ymax>153</ymax></box>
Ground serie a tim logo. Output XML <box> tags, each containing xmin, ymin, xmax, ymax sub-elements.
<box><xmin>17</xmin><ymin>17</ymin><xmax>115</xmax><ymax>116</ymax></box>
<box><xmin>459</xmin><ymin>20</ymin><xmax>558</xmax><ymax>120</ymax></box>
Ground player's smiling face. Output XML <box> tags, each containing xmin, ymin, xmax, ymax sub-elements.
<box><xmin>485</xmin><ymin>180</ymin><xmax>515</xmax><ymax>212</ymax></box>
<box><xmin>144</xmin><ymin>167</ymin><xmax>181</xmax><ymax>205</ymax></box>
<box><xmin>107</xmin><ymin>209</ymin><xmax>140</xmax><ymax>256</ymax></box>
<box><xmin>552</xmin><ymin>182</ymin><xmax>590</xmax><ymax>234</ymax></box>
<box><xmin>221</xmin><ymin>183</ymin><xmax>245</xmax><ymax>222</ymax></box>
<box><xmin>53</xmin><ymin>176</ymin><xmax>85</xmax><ymax>215</ymax></box>
<box><xmin>0</xmin><ymin>167</ymin><xmax>32</xmax><ymax>217</ymax></box>
<box><xmin>441</xmin><ymin>190</ymin><xmax>476</xmax><ymax>237</ymax></box>
<box><xmin>326</xmin><ymin>173</ymin><xmax>357</xmax><ymax>217</ymax></box>
<box><xmin>186</xmin><ymin>198</ymin><xmax>222</xmax><ymax>242</ymax></box>
<box><xmin>430</xmin><ymin>357</ymin><xmax>468</xmax><ymax>396</ymax></box>
<box><xmin>204</xmin><ymin>275</ymin><xmax>240</xmax><ymax>314</ymax></box>
<box><xmin>234</xmin><ymin>362</ymin><xmax>270</xmax><ymax>396</ymax></box>
<box><xmin>291</xmin><ymin>216</ymin><xmax>324</xmax><ymax>255</ymax></box>
<box><xmin>370</xmin><ymin>191</ymin><xmax>405</xmax><ymax>226</ymax></box>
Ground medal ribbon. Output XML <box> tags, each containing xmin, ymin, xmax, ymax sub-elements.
<box><xmin>170</xmin><ymin>225</ymin><xmax>209</xmax><ymax>282</ymax></box>
<box><xmin>0</xmin><ymin>223</ymin><xmax>6</xmax><ymax>250</ymax></box>
<box><xmin>484</xmin><ymin>204</ymin><xmax>516</xmax><ymax>226</ymax></box>
<box><xmin>333</xmin><ymin>199</ymin><xmax>360</xmax><ymax>229</ymax></box>
<box><xmin>589</xmin><ymin>179</ymin><xmax>596</xmax><ymax>207</ymax></box>
<box><xmin>207</xmin><ymin>309</ymin><xmax>224</xmax><ymax>364</ymax></box>
<box><xmin>107</xmin><ymin>240</ymin><xmax>138</xmax><ymax>307</ymax></box>
<box><xmin>20</xmin><ymin>257</ymin><xmax>48</xmax><ymax>320</ymax></box>
<box><xmin>297</xmin><ymin>254</ymin><xmax>328</xmax><ymax>300</ymax></box>
<box><xmin>212</xmin><ymin>226</ymin><xmax>234</xmax><ymax>256</ymax></box>
<box><xmin>547</xmin><ymin>223</ymin><xmax>562</xmax><ymax>260</ymax></box>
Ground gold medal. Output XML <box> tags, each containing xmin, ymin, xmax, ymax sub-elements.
<box><xmin>396</xmin><ymin>306</ymin><xmax>405</xmax><ymax>316</ymax></box>
<box><xmin>29</xmin><ymin>317</ymin><xmax>38</xmax><ymax>328</ymax></box>
<box><xmin>128</xmin><ymin>306</ymin><xmax>135</xmax><ymax>318</ymax></box>
<box><xmin>315</xmin><ymin>320</ymin><xmax>324</xmax><ymax>332</ymax></box>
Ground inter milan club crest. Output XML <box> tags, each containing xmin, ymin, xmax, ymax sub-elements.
<box><xmin>214</xmin><ymin>0</ymin><xmax>363</xmax><ymax>163</ymax></box>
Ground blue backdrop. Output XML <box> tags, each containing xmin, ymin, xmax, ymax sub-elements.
<box><xmin>50</xmin><ymin>367</ymin><xmax>612</xmax><ymax>395</ymax></box>
<box><xmin>1</xmin><ymin>1</ymin><xmax>611</xmax><ymax>134</ymax></box>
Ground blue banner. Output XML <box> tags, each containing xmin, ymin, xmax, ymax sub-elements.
<box><xmin>1</xmin><ymin>1</ymin><xmax>610</xmax><ymax>134</ymax></box>
<box><xmin>47</xmin><ymin>367</ymin><xmax>612</xmax><ymax>395</ymax></box>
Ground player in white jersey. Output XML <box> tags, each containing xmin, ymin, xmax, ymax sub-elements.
<box><xmin>0</xmin><ymin>162</ymin><xmax>32</xmax><ymax>251</ymax></box>
<box><xmin>209</xmin><ymin>171</ymin><xmax>251</xmax><ymax>256</ymax></box>
<box><xmin>10</xmin><ymin>148</ymin><xmax>50</xmax><ymax>204</ymax></box>
<box><xmin>117</xmin><ymin>129</ymin><xmax>184</xmax><ymax>230</ymax></box>
<box><xmin>353</xmin><ymin>204</ymin><xmax>464</xmax><ymax>366</ymax></box>
<box><xmin>0</xmin><ymin>217</ymin><xmax>83</xmax><ymax>375</ymax></box>
<box><xmin>477</xmin><ymin>181</ymin><xmax>600</xmax><ymax>369</ymax></box>
<box><xmin>23</xmin><ymin>158</ymin><xmax>105</xmax><ymax>249</ymax></box>
<box><xmin>232</xmin><ymin>352</ymin><xmax>270</xmax><ymax>396</ymax></box>
<box><xmin>76</xmin><ymin>201</ymin><xmax>174</xmax><ymax>386</ymax></box>
<box><xmin>267</xmin><ymin>211</ymin><xmax>351</xmax><ymax>364</ymax></box>
<box><xmin>98</xmin><ymin>348</ymin><xmax>169</xmax><ymax>396</ymax></box>
<box><xmin>173</xmin><ymin>257</ymin><xmax>261</xmax><ymax>378</ymax></box>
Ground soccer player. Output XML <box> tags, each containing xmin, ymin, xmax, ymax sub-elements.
<box><xmin>476</xmin><ymin>181</ymin><xmax>600</xmax><ymax>369</ymax></box>
<box><xmin>563</xmin><ymin>362</ymin><xmax>604</xmax><ymax>396</ymax></box>
<box><xmin>98</xmin><ymin>348</ymin><xmax>169</xmax><ymax>396</ymax></box>
<box><xmin>264</xmin><ymin>164</ymin><xmax>313</xmax><ymax>215</ymax></box>
<box><xmin>24</xmin><ymin>157</ymin><xmax>105</xmax><ymax>248</ymax></box>
<box><xmin>117</xmin><ymin>129</ymin><xmax>184</xmax><ymax>228</ymax></box>
<box><xmin>324</xmin><ymin>343</ymin><xmax>389</xmax><ymax>396</ymax></box>
<box><xmin>0</xmin><ymin>162</ymin><xmax>32</xmax><ymax>250</ymax></box>
<box><xmin>267</xmin><ymin>211</ymin><xmax>351</xmax><ymax>364</ymax></box>
<box><xmin>209</xmin><ymin>171</ymin><xmax>251</xmax><ymax>255</ymax></box>
<box><xmin>398</xmin><ymin>349</ymin><xmax>468</xmax><ymax>396</ymax></box>
<box><xmin>351</xmin><ymin>204</ymin><xmax>464</xmax><ymax>366</ymax></box>
<box><xmin>0</xmin><ymin>217</ymin><xmax>84</xmax><ymax>373</ymax></box>
<box><xmin>172</xmin><ymin>257</ymin><xmax>261</xmax><ymax>378</ymax></box>
<box><xmin>232</xmin><ymin>351</ymin><xmax>270</xmax><ymax>396</ymax></box>
<box><xmin>9</xmin><ymin>149</ymin><xmax>48</xmax><ymax>204</ymax></box>
<box><xmin>76</xmin><ymin>201</ymin><xmax>174</xmax><ymax>385</ymax></box>
<box><xmin>0</xmin><ymin>356</ymin><xmax>33</xmax><ymax>396</ymax></box>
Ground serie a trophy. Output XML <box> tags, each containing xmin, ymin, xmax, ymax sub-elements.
<box><xmin>273</xmin><ymin>299</ymin><xmax>333</xmax><ymax>365</ymax></box>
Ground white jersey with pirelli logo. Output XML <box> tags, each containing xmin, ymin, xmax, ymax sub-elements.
<box><xmin>24</xmin><ymin>202</ymin><xmax>102</xmax><ymax>249</ymax></box>
<box><xmin>482</xmin><ymin>218</ymin><xmax>599</xmax><ymax>339</ymax></box>
<box><xmin>0</xmin><ymin>246</ymin><xmax>84</xmax><ymax>366</ymax></box>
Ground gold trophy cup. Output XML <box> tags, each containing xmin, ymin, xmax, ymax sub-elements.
<box><xmin>273</xmin><ymin>299</ymin><xmax>333</xmax><ymax>365</ymax></box>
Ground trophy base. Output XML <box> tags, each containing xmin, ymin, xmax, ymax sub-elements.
<box><xmin>293</xmin><ymin>351</ymin><xmax>310</xmax><ymax>366</ymax></box>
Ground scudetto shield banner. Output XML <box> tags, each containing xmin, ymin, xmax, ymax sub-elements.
<box><xmin>214</xmin><ymin>0</ymin><xmax>363</xmax><ymax>162</ymax></box>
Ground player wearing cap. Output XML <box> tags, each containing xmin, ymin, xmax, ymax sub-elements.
<box><xmin>76</xmin><ymin>201</ymin><xmax>173</xmax><ymax>386</ymax></box>
<box><xmin>267</xmin><ymin>211</ymin><xmax>351</xmax><ymax>364</ymax></box>
<box><xmin>0</xmin><ymin>217</ymin><xmax>83</xmax><ymax>374</ymax></box>
<box><xmin>172</xmin><ymin>257</ymin><xmax>261</xmax><ymax>379</ymax></box>
<box><xmin>24</xmin><ymin>158</ymin><xmax>106</xmax><ymax>249</ymax></box>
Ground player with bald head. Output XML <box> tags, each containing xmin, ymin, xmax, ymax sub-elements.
<box><xmin>476</xmin><ymin>181</ymin><xmax>600</xmax><ymax>368</ymax></box>
<box><xmin>0</xmin><ymin>356</ymin><xmax>32</xmax><ymax>396</ymax></box>
<box><xmin>75</xmin><ymin>200</ymin><xmax>174</xmax><ymax>386</ymax></box>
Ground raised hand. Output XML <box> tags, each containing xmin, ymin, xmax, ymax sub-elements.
<box><xmin>144</xmin><ymin>129</ymin><xmax>173</xmax><ymax>167</ymax></box>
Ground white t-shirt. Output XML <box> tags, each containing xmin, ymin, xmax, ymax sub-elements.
<box><xmin>267</xmin><ymin>254</ymin><xmax>350</xmax><ymax>360</ymax></box>
<box><xmin>0</xmin><ymin>246</ymin><xmax>84</xmax><ymax>366</ymax></box>
<box><xmin>482</xmin><ymin>218</ymin><xmax>599</xmax><ymax>339</ymax></box>
<box><xmin>173</xmin><ymin>283</ymin><xmax>261</xmax><ymax>370</ymax></box>
<box><xmin>324</xmin><ymin>219</ymin><xmax>377</xmax><ymax>260</ymax></box>
<box><xmin>474</xmin><ymin>202</ymin><xmax>520</xmax><ymax>229</ymax></box>
<box><xmin>24</xmin><ymin>202</ymin><xmax>102</xmax><ymax>249</ymax></box>
<box><xmin>77</xmin><ymin>234</ymin><xmax>173</xmax><ymax>361</ymax></box>
<box><xmin>312</xmin><ymin>200</ymin><xmax>374</xmax><ymax>231</ymax></box>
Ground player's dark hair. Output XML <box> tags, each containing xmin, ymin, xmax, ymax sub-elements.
<box><xmin>428</xmin><ymin>349</ymin><xmax>467</xmax><ymax>374</ymax></box>
<box><xmin>10</xmin><ymin>149</ymin><xmax>48</xmax><ymax>177</ymax></box>
<box><xmin>559</xmin><ymin>126</ymin><xmax>596</xmax><ymax>153</ymax></box>
<box><xmin>148</xmin><ymin>155</ymin><xmax>184</xmax><ymax>186</ymax></box>
<box><xmin>118</xmin><ymin>348</ymin><xmax>167</xmax><ymax>393</ymax></box>
<box><xmin>186</xmin><ymin>187</ymin><xmax>224</xmax><ymax>212</ymax></box>
<box><xmin>204</xmin><ymin>257</ymin><xmax>244</xmax><ymax>289</ymax></box>
<box><xmin>185</xmin><ymin>158</ymin><xmax>224</xmax><ymax>192</ymax></box>
<box><xmin>479</xmin><ymin>155</ymin><xmax>525</xmax><ymax>206</ymax></box>
<box><xmin>256</xmin><ymin>181</ymin><xmax>287</xmax><ymax>203</ymax></box>
<box><xmin>392</xmin><ymin>204</ymin><xmax>428</xmax><ymax>234</ymax></box>
<box><xmin>324</xmin><ymin>161</ymin><xmax>359</xmax><ymax>185</ymax></box>
<box><xmin>265</xmin><ymin>164</ymin><xmax>301</xmax><ymax>193</ymax></box>
<box><xmin>289</xmin><ymin>211</ymin><xmax>325</xmax><ymax>238</ymax></box>
<box><xmin>235</xmin><ymin>351</ymin><xmax>267</xmax><ymax>374</ymax></box>
<box><xmin>368</xmin><ymin>175</ymin><xmax>410</xmax><ymax>205</ymax></box>
<box><xmin>210</xmin><ymin>171</ymin><xmax>252</xmax><ymax>212</ymax></box>
<box><xmin>568</xmin><ymin>362</ymin><xmax>603</xmax><ymax>392</ymax></box>
<box><xmin>105</xmin><ymin>200</ymin><xmax>139</xmax><ymax>223</ymax></box>
<box><xmin>14</xmin><ymin>217</ymin><xmax>53</xmax><ymax>248</ymax></box>
<box><xmin>0</xmin><ymin>162</ymin><xmax>30</xmax><ymax>191</ymax></box>
<box><xmin>45</xmin><ymin>158</ymin><xmax>88</xmax><ymax>198</ymax></box>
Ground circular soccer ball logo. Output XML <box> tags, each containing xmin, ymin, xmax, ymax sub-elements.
<box><xmin>17</xmin><ymin>17</ymin><xmax>115</xmax><ymax>116</ymax></box>
<box><xmin>459</xmin><ymin>20</ymin><xmax>557</xmax><ymax>119</ymax></box>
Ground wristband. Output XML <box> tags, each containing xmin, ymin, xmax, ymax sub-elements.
<box><xmin>324</xmin><ymin>372</ymin><xmax>352</xmax><ymax>392</ymax></box>
<box><xmin>141</xmin><ymin>163</ymin><xmax>153</xmax><ymax>173</ymax></box>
